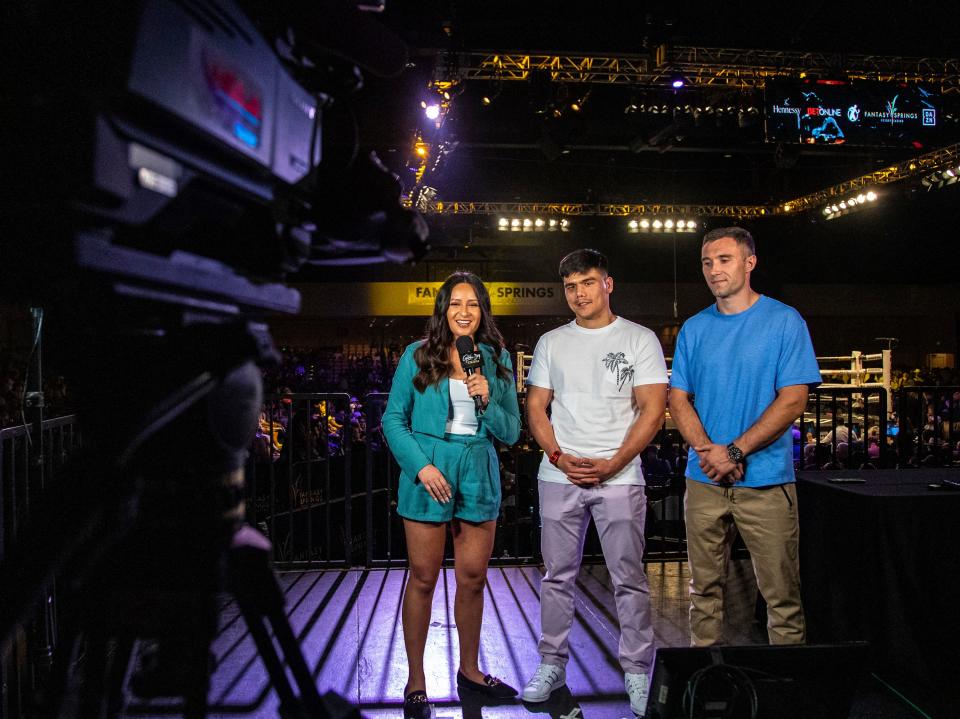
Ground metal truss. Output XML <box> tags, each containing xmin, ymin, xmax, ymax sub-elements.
<box><xmin>447</xmin><ymin>47</ymin><xmax>960</xmax><ymax>93</ymax></box>
<box><xmin>426</xmin><ymin>201</ymin><xmax>772</xmax><ymax>219</ymax></box>
<box><xmin>421</xmin><ymin>143</ymin><xmax>960</xmax><ymax>219</ymax></box>
<box><xmin>779</xmin><ymin>142</ymin><xmax>960</xmax><ymax>213</ymax></box>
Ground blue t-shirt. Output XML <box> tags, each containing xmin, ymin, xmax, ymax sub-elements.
<box><xmin>671</xmin><ymin>295</ymin><xmax>821</xmax><ymax>487</ymax></box>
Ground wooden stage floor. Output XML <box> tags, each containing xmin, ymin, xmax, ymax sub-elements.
<box><xmin>122</xmin><ymin>561</ymin><xmax>931</xmax><ymax>718</ymax></box>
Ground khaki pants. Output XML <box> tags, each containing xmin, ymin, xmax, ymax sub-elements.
<box><xmin>684</xmin><ymin>479</ymin><xmax>805</xmax><ymax>646</ymax></box>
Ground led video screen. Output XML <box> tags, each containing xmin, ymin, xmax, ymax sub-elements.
<box><xmin>764</xmin><ymin>79</ymin><xmax>941</xmax><ymax>147</ymax></box>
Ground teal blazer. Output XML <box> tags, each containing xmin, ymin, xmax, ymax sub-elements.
<box><xmin>382</xmin><ymin>340</ymin><xmax>522</xmax><ymax>480</ymax></box>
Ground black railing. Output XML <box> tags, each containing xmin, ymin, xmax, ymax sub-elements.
<box><xmin>895</xmin><ymin>386</ymin><xmax>960</xmax><ymax>468</ymax></box>
<box><xmin>803</xmin><ymin>387</ymin><xmax>889</xmax><ymax>469</ymax></box>
<box><xmin>0</xmin><ymin>415</ymin><xmax>81</xmax><ymax>719</ymax></box>
<box><xmin>246</xmin><ymin>393</ymin><xmax>355</xmax><ymax>569</ymax></box>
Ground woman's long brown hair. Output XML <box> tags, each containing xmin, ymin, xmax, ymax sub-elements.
<box><xmin>413</xmin><ymin>272</ymin><xmax>512</xmax><ymax>392</ymax></box>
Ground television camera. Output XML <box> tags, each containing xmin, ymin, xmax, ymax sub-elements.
<box><xmin>0</xmin><ymin>0</ymin><xmax>427</xmax><ymax>716</ymax></box>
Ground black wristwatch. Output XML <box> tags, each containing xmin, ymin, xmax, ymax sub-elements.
<box><xmin>726</xmin><ymin>443</ymin><xmax>744</xmax><ymax>463</ymax></box>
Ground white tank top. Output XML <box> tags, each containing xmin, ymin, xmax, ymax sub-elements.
<box><xmin>445</xmin><ymin>378</ymin><xmax>478</xmax><ymax>435</ymax></box>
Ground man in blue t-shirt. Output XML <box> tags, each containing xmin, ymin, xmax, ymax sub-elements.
<box><xmin>669</xmin><ymin>227</ymin><xmax>821</xmax><ymax>646</ymax></box>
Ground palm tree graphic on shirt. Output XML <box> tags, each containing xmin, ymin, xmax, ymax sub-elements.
<box><xmin>602</xmin><ymin>352</ymin><xmax>634</xmax><ymax>391</ymax></box>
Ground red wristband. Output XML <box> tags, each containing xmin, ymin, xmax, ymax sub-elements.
<box><xmin>548</xmin><ymin>449</ymin><xmax>562</xmax><ymax>466</ymax></box>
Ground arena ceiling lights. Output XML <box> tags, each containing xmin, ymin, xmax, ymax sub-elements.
<box><xmin>626</xmin><ymin>218</ymin><xmax>699</xmax><ymax>233</ymax></box>
<box><xmin>821</xmin><ymin>190</ymin><xmax>878</xmax><ymax>220</ymax></box>
<box><xmin>497</xmin><ymin>217</ymin><xmax>570</xmax><ymax>232</ymax></box>
<box><xmin>920</xmin><ymin>164</ymin><xmax>960</xmax><ymax>190</ymax></box>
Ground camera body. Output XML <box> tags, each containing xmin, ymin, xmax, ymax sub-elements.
<box><xmin>2</xmin><ymin>0</ymin><xmax>424</xmax><ymax>311</ymax></box>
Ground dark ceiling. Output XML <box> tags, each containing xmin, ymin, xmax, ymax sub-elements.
<box><xmin>304</xmin><ymin>0</ymin><xmax>960</xmax><ymax>284</ymax></box>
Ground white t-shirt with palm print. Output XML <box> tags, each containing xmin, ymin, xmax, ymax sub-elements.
<box><xmin>527</xmin><ymin>316</ymin><xmax>669</xmax><ymax>485</ymax></box>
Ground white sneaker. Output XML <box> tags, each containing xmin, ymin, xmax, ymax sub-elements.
<box><xmin>625</xmin><ymin>672</ymin><xmax>650</xmax><ymax>716</ymax></box>
<box><xmin>521</xmin><ymin>663</ymin><xmax>566</xmax><ymax>703</ymax></box>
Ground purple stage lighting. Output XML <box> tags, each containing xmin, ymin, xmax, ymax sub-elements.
<box><xmin>424</xmin><ymin>103</ymin><xmax>440</xmax><ymax>120</ymax></box>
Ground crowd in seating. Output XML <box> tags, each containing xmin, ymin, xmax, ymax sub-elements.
<box><xmin>2</xmin><ymin>344</ymin><xmax>958</xmax><ymax>471</ymax></box>
<box><xmin>261</xmin><ymin>345</ymin><xmax>402</xmax><ymax>398</ymax></box>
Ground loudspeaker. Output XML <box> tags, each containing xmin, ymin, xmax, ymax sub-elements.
<box><xmin>645</xmin><ymin>642</ymin><xmax>871</xmax><ymax>719</ymax></box>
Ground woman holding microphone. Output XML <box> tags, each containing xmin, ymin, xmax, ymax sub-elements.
<box><xmin>382</xmin><ymin>271</ymin><xmax>521</xmax><ymax>717</ymax></box>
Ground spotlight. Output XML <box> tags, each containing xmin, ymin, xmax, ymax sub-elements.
<box><xmin>652</xmin><ymin>219</ymin><xmax>663</xmax><ymax>229</ymax></box>
<box><xmin>534</xmin><ymin>218</ymin><xmax>545</xmax><ymax>229</ymax></box>
<box><xmin>676</xmin><ymin>220</ymin><xmax>685</xmax><ymax>229</ymax></box>
<box><xmin>559</xmin><ymin>219</ymin><xmax>570</xmax><ymax>231</ymax></box>
<box><xmin>830</xmin><ymin>205</ymin><xmax>840</xmax><ymax>213</ymax></box>
<box><xmin>856</xmin><ymin>193</ymin><xmax>866</xmax><ymax>203</ymax></box>
<box><xmin>522</xmin><ymin>218</ymin><xmax>533</xmax><ymax>230</ymax></box>
<box><xmin>548</xmin><ymin>219</ymin><xmax>558</xmax><ymax>229</ymax></box>
<box><xmin>481</xmin><ymin>96</ymin><xmax>492</xmax><ymax>106</ymax></box>
<box><xmin>839</xmin><ymin>202</ymin><xmax>847</xmax><ymax>210</ymax></box>
<box><xmin>866</xmin><ymin>191</ymin><xmax>877</xmax><ymax>201</ymax></box>
<box><xmin>498</xmin><ymin>218</ymin><xmax>509</xmax><ymax>230</ymax></box>
<box><xmin>946</xmin><ymin>169</ymin><xmax>957</xmax><ymax>178</ymax></box>
<box><xmin>823</xmin><ymin>207</ymin><xmax>831</xmax><ymax>216</ymax></box>
<box><xmin>628</xmin><ymin>219</ymin><xmax>639</xmax><ymax>230</ymax></box>
<box><xmin>640</xmin><ymin>219</ymin><xmax>650</xmax><ymax>229</ymax></box>
<box><xmin>664</xmin><ymin>219</ymin><xmax>675</xmax><ymax>229</ymax></box>
<box><xmin>510</xmin><ymin>218</ymin><xmax>520</xmax><ymax>230</ymax></box>
<box><xmin>687</xmin><ymin>220</ymin><xmax>697</xmax><ymax>230</ymax></box>
<box><xmin>424</xmin><ymin>104</ymin><xmax>440</xmax><ymax>120</ymax></box>
<box><xmin>669</xmin><ymin>72</ymin><xmax>687</xmax><ymax>89</ymax></box>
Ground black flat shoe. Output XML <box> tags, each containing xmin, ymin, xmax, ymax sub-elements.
<box><xmin>403</xmin><ymin>690</ymin><xmax>432</xmax><ymax>719</ymax></box>
<box><xmin>456</xmin><ymin>671</ymin><xmax>518</xmax><ymax>699</ymax></box>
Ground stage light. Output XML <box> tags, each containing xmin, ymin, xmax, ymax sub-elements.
<box><xmin>823</xmin><ymin>207</ymin><xmax>831</xmax><ymax>216</ymax></box>
<box><xmin>839</xmin><ymin>201</ymin><xmax>847</xmax><ymax>210</ymax></box>
<box><xmin>481</xmin><ymin>96</ymin><xmax>492</xmax><ymax>106</ymax></box>
<box><xmin>628</xmin><ymin>219</ymin><xmax>639</xmax><ymax>230</ymax></box>
<box><xmin>669</xmin><ymin>72</ymin><xmax>687</xmax><ymax>89</ymax></box>
<box><xmin>676</xmin><ymin>220</ymin><xmax>685</xmax><ymax>229</ymax></box>
<box><xmin>510</xmin><ymin>218</ymin><xmax>520</xmax><ymax>230</ymax></box>
<box><xmin>687</xmin><ymin>220</ymin><xmax>697</xmax><ymax>230</ymax></box>
<box><xmin>424</xmin><ymin>104</ymin><xmax>440</xmax><ymax>120</ymax></box>
<box><xmin>652</xmin><ymin>219</ymin><xmax>663</xmax><ymax>229</ymax></box>
<box><xmin>640</xmin><ymin>218</ymin><xmax>650</xmax><ymax>229</ymax></box>
<box><xmin>866</xmin><ymin>191</ymin><xmax>877</xmax><ymax>201</ymax></box>
<box><xmin>534</xmin><ymin>218</ymin><xmax>545</xmax><ymax>229</ymax></box>
<box><xmin>856</xmin><ymin>193</ymin><xmax>866</xmax><ymax>203</ymax></box>
<box><xmin>548</xmin><ymin>219</ymin><xmax>558</xmax><ymax>228</ymax></box>
<box><xmin>498</xmin><ymin>218</ymin><xmax>508</xmax><ymax>230</ymax></box>
<box><xmin>946</xmin><ymin>169</ymin><xmax>956</xmax><ymax>178</ymax></box>
<box><xmin>559</xmin><ymin>219</ymin><xmax>570</xmax><ymax>231</ymax></box>
<box><xmin>522</xmin><ymin>218</ymin><xmax>533</xmax><ymax>230</ymax></box>
<box><xmin>664</xmin><ymin>219</ymin><xmax>674</xmax><ymax>229</ymax></box>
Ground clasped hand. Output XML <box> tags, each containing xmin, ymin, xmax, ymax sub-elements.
<box><xmin>694</xmin><ymin>443</ymin><xmax>743</xmax><ymax>484</ymax></box>
<box><xmin>560</xmin><ymin>454</ymin><xmax>621</xmax><ymax>487</ymax></box>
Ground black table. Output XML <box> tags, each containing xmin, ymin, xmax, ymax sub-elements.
<box><xmin>797</xmin><ymin>469</ymin><xmax>960</xmax><ymax>716</ymax></box>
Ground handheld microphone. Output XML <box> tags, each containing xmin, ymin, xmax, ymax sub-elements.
<box><xmin>455</xmin><ymin>335</ymin><xmax>484</xmax><ymax>413</ymax></box>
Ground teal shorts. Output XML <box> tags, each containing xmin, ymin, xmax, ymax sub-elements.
<box><xmin>397</xmin><ymin>432</ymin><xmax>501</xmax><ymax>523</ymax></box>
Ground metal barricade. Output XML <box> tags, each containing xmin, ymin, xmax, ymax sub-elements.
<box><xmin>362</xmin><ymin>392</ymin><xmax>404</xmax><ymax>567</ymax></box>
<box><xmin>895</xmin><ymin>386</ymin><xmax>960</xmax><ymax>467</ymax></box>
<box><xmin>246</xmin><ymin>394</ymin><xmax>353</xmax><ymax>569</ymax></box>
<box><xmin>0</xmin><ymin>415</ymin><xmax>81</xmax><ymax>719</ymax></box>
<box><xmin>802</xmin><ymin>387</ymin><xmax>889</xmax><ymax>469</ymax></box>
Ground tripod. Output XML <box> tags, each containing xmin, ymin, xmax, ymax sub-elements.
<box><xmin>0</xmin><ymin>314</ymin><xmax>354</xmax><ymax>719</ymax></box>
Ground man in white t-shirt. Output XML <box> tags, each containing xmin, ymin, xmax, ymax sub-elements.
<box><xmin>521</xmin><ymin>249</ymin><xmax>668</xmax><ymax>716</ymax></box>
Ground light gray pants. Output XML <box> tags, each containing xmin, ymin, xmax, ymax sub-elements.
<box><xmin>537</xmin><ymin>480</ymin><xmax>654</xmax><ymax>673</ymax></box>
